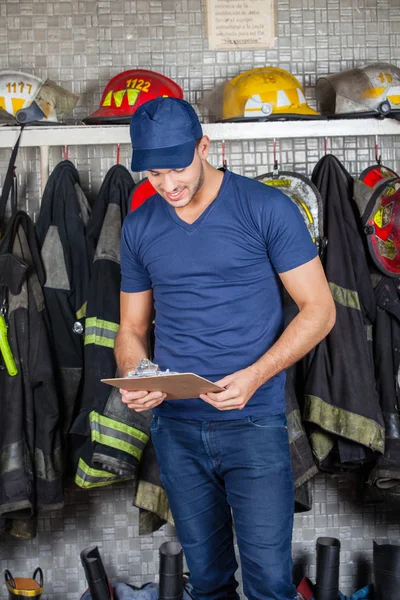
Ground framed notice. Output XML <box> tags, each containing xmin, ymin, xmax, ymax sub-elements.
<box><xmin>205</xmin><ymin>0</ymin><xmax>276</xmax><ymax>50</ymax></box>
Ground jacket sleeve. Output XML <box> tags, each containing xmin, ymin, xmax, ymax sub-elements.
<box><xmin>31</xmin><ymin>306</ymin><xmax>64</xmax><ymax>512</ymax></box>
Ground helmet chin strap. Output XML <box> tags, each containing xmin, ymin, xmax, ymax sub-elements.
<box><xmin>15</xmin><ymin>101</ymin><xmax>46</xmax><ymax>124</ymax></box>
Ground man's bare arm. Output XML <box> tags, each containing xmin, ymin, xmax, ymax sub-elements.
<box><xmin>201</xmin><ymin>256</ymin><xmax>336</xmax><ymax>410</ymax></box>
<box><xmin>250</xmin><ymin>255</ymin><xmax>335</xmax><ymax>386</ymax></box>
<box><xmin>114</xmin><ymin>290</ymin><xmax>153</xmax><ymax>376</ymax></box>
<box><xmin>114</xmin><ymin>290</ymin><xmax>154</xmax><ymax>376</ymax></box>
<box><xmin>115</xmin><ymin>290</ymin><xmax>166</xmax><ymax>412</ymax></box>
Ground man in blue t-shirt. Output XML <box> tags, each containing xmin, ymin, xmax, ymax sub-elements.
<box><xmin>116</xmin><ymin>97</ymin><xmax>335</xmax><ymax>600</ymax></box>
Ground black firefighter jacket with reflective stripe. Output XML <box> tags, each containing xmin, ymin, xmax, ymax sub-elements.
<box><xmin>70</xmin><ymin>165</ymin><xmax>151</xmax><ymax>489</ymax></box>
<box><xmin>35</xmin><ymin>160</ymin><xmax>91</xmax><ymax>436</ymax></box>
<box><xmin>367</xmin><ymin>275</ymin><xmax>400</xmax><ymax>503</ymax></box>
<box><xmin>304</xmin><ymin>155</ymin><xmax>385</xmax><ymax>469</ymax></box>
<box><xmin>0</xmin><ymin>212</ymin><xmax>63</xmax><ymax>524</ymax></box>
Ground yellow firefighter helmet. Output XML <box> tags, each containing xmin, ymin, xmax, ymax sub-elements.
<box><xmin>222</xmin><ymin>67</ymin><xmax>320</xmax><ymax>121</ymax></box>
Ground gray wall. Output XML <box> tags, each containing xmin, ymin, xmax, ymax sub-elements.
<box><xmin>1</xmin><ymin>0</ymin><xmax>400</xmax><ymax>598</ymax></box>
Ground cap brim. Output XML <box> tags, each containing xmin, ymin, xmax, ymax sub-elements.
<box><xmin>131</xmin><ymin>140</ymin><xmax>196</xmax><ymax>172</ymax></box>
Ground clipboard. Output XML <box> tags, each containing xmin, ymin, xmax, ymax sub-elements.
<box><xmin>101</xmin><ymin>373</ymin><xmax>225</xmax><ymax>400</ymax></box>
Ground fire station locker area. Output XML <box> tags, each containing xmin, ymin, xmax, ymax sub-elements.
<box><xmin>1</xmin><ymin>0</ymin><xmax>400</xmax><ymax>598</ymax></box>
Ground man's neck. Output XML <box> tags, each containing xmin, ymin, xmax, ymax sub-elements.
<box><xmin>175</xmin><ymin>164</ymin><xmax>225</xmax><ymax>224</ymax></box>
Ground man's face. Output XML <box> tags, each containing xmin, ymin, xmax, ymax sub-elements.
<box><xmin>146</xmin><ymin>141</ymin><xmax>207</xmax><ymax>209</ymax></box>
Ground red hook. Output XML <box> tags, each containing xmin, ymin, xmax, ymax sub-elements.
<box><xmin>221</xmin><ymin>140</ymin><xmax>227</xmax><ymax>169</ymax></box>
<box><xmin>116</xmin><ymin>143</ymin><xmax>121</xmax><ymax>165</ymax></box>
<box><xmin>273</xmin><ymin>138</ymin><xmax>279</xmax><ymax>172</ymax></box>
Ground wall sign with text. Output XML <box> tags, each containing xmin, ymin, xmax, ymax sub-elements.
<box><xmin>205</xmin><ymin>0</ymin><xmax>276</xmax><ymax>50</ymax></box>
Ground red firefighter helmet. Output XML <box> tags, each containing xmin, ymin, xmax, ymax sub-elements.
<box><xmin>359</xmin><ymin>164</ymin><xmax>398</xmax><ymax>188</ymax></box>
<box><xmin>354</xmin><ymin>173</ymin><xmax>400</xmax><ymax>277</ymax></box>
<box><xmin>83</xmin><ymin>69</ymin><xmax>183</xmax><ymax>124</ymax></box>
<box><xmin>130</xmin><ymin>178</ymin><xmax>156</xmax><ymax>212</ymax></box>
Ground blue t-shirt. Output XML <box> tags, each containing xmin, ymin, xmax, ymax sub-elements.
<box><xmin>120</xmin><ymin>170</ymin><xmax>317</xmax><ymax>420</ymax></box>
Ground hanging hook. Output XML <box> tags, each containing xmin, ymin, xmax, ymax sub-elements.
<box><xmin>116</xmin><ymin>143</ymin><xmax>121</xmax><ymax>165</ymax></box>
<box><xmin>324</xmin><ymin>137</ymin><xmax>328</xmax><ymax>156</ymax></box>
<box><xmin>375</xmin><ymin>135</ymin><xmax>382</xmax><ymax>166</ymax></box>
<box><xmin>221</xmin><ymin>140</ymin><xmax>227</xmax><ymax>170</ymax></box>
<box><xmin>64</xmin><ymin>145</ymin><xmax>69</xmax><ymax>161</ymax></box>
<box><xmin>273</xmin><ymin>138</ymin><xmax>279</xmax><ymax>176</ymax></box>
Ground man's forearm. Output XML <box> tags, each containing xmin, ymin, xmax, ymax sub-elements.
<box><xmin>249</xmin><ymin>302</ymin><xmax>335</xmax><ymax>388</ymax></box>
<box><xmin>114</xmin><ymin>327</ymin><xmax>150</xmax><ymax>376</ymax></box>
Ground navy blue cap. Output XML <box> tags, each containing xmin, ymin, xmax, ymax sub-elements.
<box><xmin>130</xmin><ymin>97</ymin><xmax>203</xmax><ymax>171</ymax></box>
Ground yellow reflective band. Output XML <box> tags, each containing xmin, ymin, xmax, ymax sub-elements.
<box><xmin>85</xmin><ymin>317</ymin><xmax>119</xmax><ymax>332</ymax></box>
<box><xmin>263</xmin><ymin>180</ymin><xmax>292</xmax><ymax>187</ymax></box>
<box><xmin>91</xmin><ymin>430</ymin><xmax>143</xmax><ymax>460</ymax></box>
<box><xmin>361</xmin><ymin>87</ymin><xmax>385</xmax><ymax>99</ymax></box>
<box><xmin>388</xmin><ymin>94</ymin><xmax>400</xmax><ymax>105</ymax></box>
<box><xmin>374</xmin><ymin>206</ymin><xmax>384</xmax><ymax>228</ymax></box>
<box><xmin>113</xmin><ymin>90</ymin><xmax>126</xmax><ymax>107</ymax></box>
<box><xmin>84</xmin><ymin>334</ymin><xmax>115</xmax><ymax>348</ymax></box>
<box><xmin>377</xmin><ymin>237</ymin><xmax>396</xmax><ymax>260</ymax></box>
<box><xmin>76</xmin><ymin>302</ymin><xmax>87</xmax><ymax>320</ymax></box>
<box><xmin>127</xmin><ymin>88</ymin><xmax>140</xmax><ymax>106</ymax></box>
<box><xmin>90</xmin><ymin>411</ymin><xmax>149</xmax><ymax>444</ymax></box>
<box><xmin>11</xmin><ymin>98</ymin><xmax>26</xmax><ymax>114</ymax></box>
<box><xmin>310</xmin><ymin>430</ymin><xmax>335</xmax><ymax>462</ymax></box>
<box><xmin>102</xmin><ymin>90</ymin><xmax>113</xmax><ymax>106</ymax></box>
<box><xmin>0</xmin><ymin>96</ymin><xmax>5</xmax><ymax>111</ymax></box>
<box><xmin>84</xmin><ymin>318</ymin><xmax>119</xmax><ymax>347</ymax></box>
<box><xmin>304</xmin><ymin>394</ymin><xmax>385</xmax><ymax>453</ymax></box>
<box><xmin>75</xmin><ymin>458</ymin><xmax>131</xmax><ymax>489</ymax></box>
<box><xmin>329</xmin><ymin>282</ymin><xmax>361</xmax><ymax>311</ymax></box>
<box><xmin>135</xmin><ymin>479</ymin><xmax>174</xmax><ymax>525</ymax></box>
<box><xmin>77</xmin><ymin>457</ymin><xmax>114</xmax><ymax>478</ymax></box>
<box><xmin>298</xmin><ymin>198</ymin><xmax>314</xmax><ymax>225</ymax></box>
<box><xmin>75</xmin><ymin>473</ymin><xmax>129</xmax><ymax>489</ymax></box>
<box><xmin>6</xmin><ymin>586</ymin><xmax>44</xmax><ymax>598</ymax></box>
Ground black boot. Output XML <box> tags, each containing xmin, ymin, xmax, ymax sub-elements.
<box><xmin>159</xmin><ymin>541</ymin><xmax>184</xmax><ymax>600</ymax></box>
<box><xmin>373</xmin><ymin>540</ymin><xmax>400</xmax><ymax>600</ymax></box>
<box><xmin>80</xmin><ymin>546</ymin><xmax>114</xmax><ymax>600</ymax></box>
<box><xmin>314</xmin><ymin>537</ymin><xmax>340</xmax><ymax>600</ymax></box>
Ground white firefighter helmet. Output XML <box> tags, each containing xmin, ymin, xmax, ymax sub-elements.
<box><xmin>255</xmin><ymin>171</ymin><xmax>324</xmax><ymax>248</ymax></box>
<box><xmin>0</xmin><ymin>70</ymin><xmax>78</xmax><ymax>124</ymax></box>
<box><xmin>316</xmin><ymin>62</ymin><xmax>400</xmax><ymax>118</ymax></box>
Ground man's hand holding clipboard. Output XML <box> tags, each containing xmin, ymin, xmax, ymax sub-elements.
<box><xmin>102</xmin><ymin>360</ymin><xmax>225</xmax><ymax>412</ymax></box>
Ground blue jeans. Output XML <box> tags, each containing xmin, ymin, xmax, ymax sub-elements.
<box><xmin>150</xmin><ymin>413</ymin><xmax>297</xmax><ymax>600</ymax></box>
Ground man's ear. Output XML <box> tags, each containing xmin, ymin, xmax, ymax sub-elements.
<box><xmin>197</xmin><ymin>135</ymin><xmax>211</xmax><ymax>160</ymax></box>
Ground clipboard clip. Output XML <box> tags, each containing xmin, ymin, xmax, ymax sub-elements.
<box><xmin>128</xmin><ymin>358</ymin><xmax>175</xmax><ymax>378</ymax></box>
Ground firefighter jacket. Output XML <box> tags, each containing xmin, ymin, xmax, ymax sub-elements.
<box><xmin>35</xmin><ymin>160</ymin><xmax>91</xmax><ymax>437</ymax></box>
<box><xmin>283</xmin><ymin>292</ymin><xmax>318</xmax><ymax>511</ymax></box>
<box><xmin>0</xmin><ymin>212</ymin><xmax>63</xmax><ymax>537</ymax></box>
<box><xmin>303</xmin><ymin>155</ymin><xmax>385</xmax><ymax>469</ymax></box>
<box><xmin>366</xmin><ymin>275</ymin><xmax>400</xmax><ymax>504</ymax></box>
<box><xmin>70</xmin><ymin>165</ymin><xmax>152</xmax><ymax>489</ymax></box>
